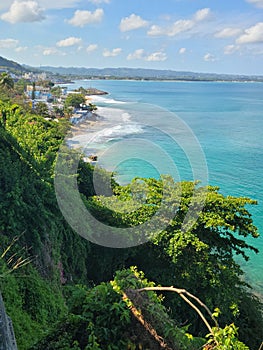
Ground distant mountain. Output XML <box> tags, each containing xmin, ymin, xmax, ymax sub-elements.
<box><xmin>37</xmin><ymin>65</ymin><xmax>263</xmax><ymax>82</ymax></box>
<box><xmin>0</xmin><ymin>55</ymin><xmax>27</xmax><ymax>72</ymax></box>
<box><xmin>1</xmin><ymin>55</ymin><xmax>262</xmax><ymax>82</ymax></box>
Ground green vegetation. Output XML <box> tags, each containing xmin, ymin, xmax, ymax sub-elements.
<box><xmin>0</xmin><ymin>77</ymin><xmax>262</xmax><ymax>349</ymax></box>
<box><xmin>64</xmin><ymin>93</ymin><xmax>86</xmax><ymax>108</ymax></box>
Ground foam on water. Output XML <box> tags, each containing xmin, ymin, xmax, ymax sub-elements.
<box><xmin>63</xmin><ymin>79</ymin><xmax>263</xmax><ymax>296</ymax></box>
<box><xmin>68</xmin><ymin>104</ymin><xmax>144</xmax><ymax>154</ymax></box>
<box><xmin>91</xmin><ymin>95</ymin><xmax>127</xmax><ymax>104</ymax></box>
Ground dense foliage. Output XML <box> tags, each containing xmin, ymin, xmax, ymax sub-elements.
<box><xmin>84</xmin><ymin>178</ymin><xmax>263</xmax><ymax>348</ymax></box>
<box><xmin>32</xmin><ymin>267</ymin><xmax>206</xmax><ymax>350</ymax></box>
<box><xmin>0</xmin><ymin>82</ymin><xmax>262</xmax><ymax>350</ymax></box>
<box><xmin>64</xmin><ymin>93</ymin><xmax>86</xmax><ymax>108</ymax></box>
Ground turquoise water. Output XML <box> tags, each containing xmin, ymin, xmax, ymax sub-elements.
<box><xmin>66</xmin><ymin>80</ymin><xmax>263</xmax><ymax>295</ymax></box>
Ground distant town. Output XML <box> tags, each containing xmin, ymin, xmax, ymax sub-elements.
<box><xmin>0</xmin><ymin>55</ymin><xmax>108</xmax><ymax>125</ymax></box>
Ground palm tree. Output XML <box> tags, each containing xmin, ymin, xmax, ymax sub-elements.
<box><xmin>0</xmin><ymin>72</ymin><xmax>14</xmax><ymax>90</ymax></box>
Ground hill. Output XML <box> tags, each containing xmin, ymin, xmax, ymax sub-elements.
<box><xmin>37</xmin><ymin>65</ymin><xmax>263</xmax><ymax>82</ymax></box>
<box><xmin>0</xmin><ymin>56</ymin><xmax>27</xmax><ymax>73</ymax></box>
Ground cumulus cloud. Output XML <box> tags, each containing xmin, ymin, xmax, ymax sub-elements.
<box><xmin>204</xmin><ymin>53</ymin><xmax>216</xmax><ymax>62</ymax></box>
<box><xmin>224</xmin><ymin>44</ymin><xmax>240</xmax><ymax>55</ymax></box>
<box><xmin>145</xmin><ymin>51</ymin><xmax>167</xmax><ymax>61</ymax></box>
<box><xmin>15</xmin><ymin>46</ymin><xmax>28</xmax><ymax>52</ymax></box>
<box><xmin>0</xmin><ymin>1</ymin><xmax>83</xmax><ymax>11</ymax></box>
<box><xmin>169</xmin><ymin>19</ymin><xmax>195</xmax><ymax>36</ymax></box>
<box><xmin>147</xmin><ymin>7</ymin><xmax>211</xmax><ymax>37</ymax></box>
<box><xmin>179</xmin><ymin>47</ymin><xmax>186</xmax><ymax>54</ymax></box>
<box><xmin>86</xmin><ymin>44</ymin><xmax>98</xmax><ymax>53</ymax></box>
<box><xmin>103</xmin><ymin>48</ymin><xmax>122</xmax><ymax>57</ymax></box>
<box><xmin>127</xmin><ymin>49</ymin><xmax>145</xmax><ymax>60</ymax></box>
<box><xmin>215</xmin><ymin>27</ymin><xmax>242</xmax><ymax>38</ymax></box>
<box><xmin>56</xmin><ymin>37</ymin><xmax>82</xmax><ymax>47</ymax></box>
<box><xmin>1</xmin><ymin>0</ymin><xmax>45</xmax><ymax>23</ymax></box>
<box><xmin>68</xmin><ymin>8</ymin><xmax>104</xmax><ymax>27</ymax></box>
<box><xmin>119</xmin><ymin>14</ymin><xmax>148</xmax><ymax>32</ymax></box>
<box><xmin>127</xmin><ymin>49</ymin><xmax>167</xmax><ymax>62</ymax></box>
<box><xmin>147</xmin><ymin>25</ymin><xmax>165</xmax><ymax>36</ymax></box>
<box><xmin>43</xmin><ymin>47</ymin><xmax>66</xmax><ymax>56</ymax></box>
<box><xmin>193</xmin><ymin>8</ymin><xmax>211</xmax><ymax>22</ymax></box>
<box><xmin>236</xmin><ymin>22</ymin><xmax>263</xmax><ymax>44</ymax></box>
<box><xmin>246</xmin><ymin>0</ymin><xmax>263</xmax><ymax>8</ymax></box>
<box><xmin>0</xmin><ymin>38</ymin><xmax>19</xmax><ymax>48</ymax></box>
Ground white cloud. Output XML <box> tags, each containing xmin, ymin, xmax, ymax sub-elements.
<box><xmin>0</xmin><ymin>0</ymin><xmax>84</xmax><ymax>10</ymax></box>
<box><xmin>87</xmin><ymin>0</ymin><xmax>110</xmax><ymax>3</ymax></box>
<box><xmin>169</xmin><ymin>19</ymin><xmax>195</xmax><ymax>36</ymax></box>
<box><xmin>215</xmin><ymin>27</ymin><xmax>242</xmax><ymax>38</ymax></box>
<box><xmin>56</xmin><ymin>37</ymin><xmax>82</xmax><ymax>47</ymax></box>
<box><xmin>0</xmin><ymin>38</ymin><xmax>19</xmax><ymax>48</ymax></box>
<box><xmin>1</xmin><ymin>0</ymin><xmax>45</xmax><ymax>23</ymax></box>
<box><xmin>179</xmin><ymin>47</ymin><xmax>186</xmax><ymax>54</ymax></box>
<box><xmin>236</xmin><ymin>22</ymin><xmax>263</xmax><ymax>44</ymax></box>
<box><xmin>15</xmin><ymin>46</ymin><xmax>28</xmax><ymax>52</ymax></box>
<box><xmin>43</xmin><ymin>48</ymin><xmax>65</xmax><ymax>56</ymax></box>
<box><xmin>224</xmin><ymin>44</ymin><xmax>240</xmax><ymax>55</ymax></box>
<box><xmin>147</xmin><ymin>25</ymin><xmax>165</xmax><ymax>36</ymax></box>
<box><xmin>86</xmin><ymin>44</ymin><xmax>98</xmax><ymax>53</ymax></box>
<box><xmin>0</xmin><ymin>0</ymin><xmax>85</xmax><ymax>11</ymax></box>
<box><xmin>119</xmin><ymin>14</ymin><xmax>148</xmax><ymax>32</ymax></box>
<box><xmin>246</xmin><ymin>0</ymin><xmax>263</xmax><ymax>8</ymax></box>
<box><xmin>145</xmin><ymin>51</ymin><xmax>167</xmax><ymax>61</ymax></box>
<box><xmin>126</xmin><ymin>49</ymin><xmax>167</xmax><ymax>61</ymax></box>
<box><xmin>103</xmin><ymin>48</ymin><xmax>122</xmax><ymax>57</ymax></box>
<box><xmin>194</xmin><ymin>8</ymin><xmax>211</xmax><ymax>22</ymax></box>
<box><xmin>147</xmin><ymin>7</ymin><xmax>211</xmax><ymax>37</ymax></box>
<box><xmin>68</xmin><ymin>9</ymin><xmax>104</xmax><ymax>27</ymax></box>
<box><xmin>127</xmin><ymin>49</ymin><xmax>145</xmax><ymax>60</ymax></box>
<box><xmin>204</xmin><ymin>53</ymin><xmax>216</xmax><ymax>62</ymax></box>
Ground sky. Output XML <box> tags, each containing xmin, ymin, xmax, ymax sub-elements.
<box><xmin>0</xmin><ymin>0</ymin><xmax>262</xmax><ymax>75</ymax></box>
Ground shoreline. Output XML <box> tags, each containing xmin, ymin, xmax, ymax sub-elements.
<box><xmin>69</xmin><ymin>112</ymin><xmax>104</xmax><ymax>138</ymax></box>
<box><xmin>66</xmin><ymin>94</ymin><xmax>263</xmax><ymax>300</ymax></box>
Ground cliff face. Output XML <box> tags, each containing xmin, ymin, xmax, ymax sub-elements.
<box><xmin>0</xmin><ymin>293</ymin><xmax>17</xmax><ymax>350</ymax></box>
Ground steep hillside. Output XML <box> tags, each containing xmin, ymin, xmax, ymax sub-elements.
<box><xmin>0</xmin><ymin>100</ymin><xmax>262</xmax><ymax>349</ymax></box>
<box><xmin>0</xmin><ymin>56</ymin><xmax>27</xmax><ymax>72</ymax></box>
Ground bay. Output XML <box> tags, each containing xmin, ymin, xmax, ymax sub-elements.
<box><xmin>65</xmin><ymin>79</ymin><xmax>263</xmax><ymax>296</ymax></box>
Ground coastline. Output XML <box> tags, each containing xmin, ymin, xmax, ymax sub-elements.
<box><xmin>69</xmin><ymin>111</ymin><xmax>105</xmax><ymax>138</ymax></box>
<box><xmin>64</xmin><ymin>82</ymin><xmax>263</xmax><ymax>300</ymax></box>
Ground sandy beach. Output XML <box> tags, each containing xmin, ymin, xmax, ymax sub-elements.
<box><xmin>69</xmin><ymin>111</ymin><xmax>106</xmax><ymax>138</ymax></box>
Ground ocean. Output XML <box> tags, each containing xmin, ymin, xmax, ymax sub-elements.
<box><xmin>63</xmin><ymin>79</ymin><xmax>263</xmax><ymax>296</ymax></box>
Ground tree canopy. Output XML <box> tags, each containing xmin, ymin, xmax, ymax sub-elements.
<box><xmin>0</xmin><ymin>96</ymin><xmax>262</xmax><ymax>350</ymax></box>
<box><xmin>64</xmin><ymin>93</ymin><xmax>86</xmax><ymax>108</ymax></box>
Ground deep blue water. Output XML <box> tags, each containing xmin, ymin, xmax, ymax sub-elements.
<box><xmin>65</xmin><ymin>79</ymin><xmax>263</xmax><ymax>295</ymax></box>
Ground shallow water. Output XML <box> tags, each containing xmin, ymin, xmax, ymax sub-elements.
<box><xmin>65</xmin><ymin>79</ymin><xmax>263</xmax><ymax>295</ymax></box>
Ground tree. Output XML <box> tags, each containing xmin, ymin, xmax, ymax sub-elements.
<box><xmin>88</xmin><ymin>102</ymin><xmax>97</xmax><ymax>111</ymax></box>
<box><xmin>38</xmin><ymin>80</ymin><xmax>54</xmax><ymax>88</ymax></box>
<box><xmin>84</xmin><ymin>177</ymin><xmax>263</xmax><ymax>348</ymax></box>
<box><xmin>31</xmin><ymin>82</ymin><xmax>36</xmax><ymax>100</ymax></box>
<box><xmin>34</xmin><ymin>101</ymin><xmax>50</xmax><ymax>118</ymax></box>
<box><xmin>50</xmin><ymin>86</ymin><xmax>62</xmax><ymax>99</ymax></box>
<box><xmin>64</xmin><ymin>93</ymin><xmax>86</xmax><ymax>109</ymax></box>
<box><xmin>74</xmin><ymin>86</ymin><xmax>87</xmax><ymax>95</ymax></box>
<box><xmin>0</xmin><ymin>72</ymin><xmax>14</xmax><ymax>90</ymax></box>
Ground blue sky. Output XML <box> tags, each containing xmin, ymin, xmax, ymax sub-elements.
<box><xmin>0</xmin><ymin>0</ymin><xmax>262</xmax><ymax>75</ymax></box>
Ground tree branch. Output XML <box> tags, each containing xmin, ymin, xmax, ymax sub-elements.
<box><xmin>135</xmin><ymin>286</ymin><xmax>219</xmax><ymax>335</ymax></box>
